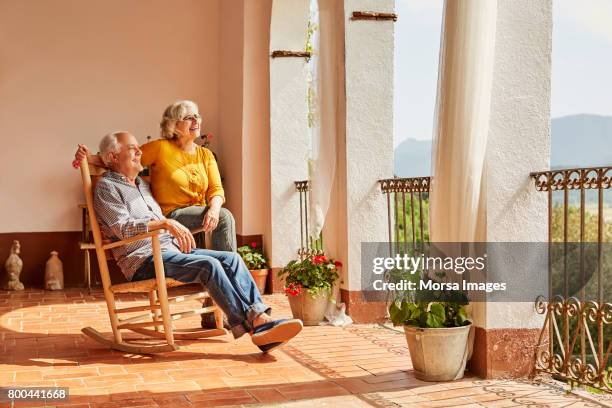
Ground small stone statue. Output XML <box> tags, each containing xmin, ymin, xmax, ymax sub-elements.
<box><xmin>4</xmin><ymin>240</ymin><xmax>24</xmax><ymax>291</ymax></box>
<box><xmin>45</xmin><ymin>251</ymin><xmax>64</xmax><ymax>290</ymax></box>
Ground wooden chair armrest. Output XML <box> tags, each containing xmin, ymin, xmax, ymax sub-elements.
<box><xmin>102</xmin><ymin>229</ymin><xmax>167</xmax><ymax>250</ymax></box>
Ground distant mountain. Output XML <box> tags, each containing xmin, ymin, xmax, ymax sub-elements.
<box><xmin>394</xmin><ymin>114</ymin><xmax>612</xmax><ymax>177</ymax></box>
<box><xmin>394</xmin><ymin>138</ymin><xmax>432</xmax><ymax>177</ymax></box>
<box><xmin>550</xmin><ymin>114</ymin><xmax>612</xmax><ymax>169</ymax></box>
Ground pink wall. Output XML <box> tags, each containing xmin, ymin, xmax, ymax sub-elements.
<box><xmin>0</xmin><ymin>0</ymin><xmax>273</xmax><ymax>242</ymax></box>
<box><xmin>242</xmin><ymin>0</ymin><xmax>272</xmax><ymax>237</ymax></box>
<box><xmin>216</xmin><ymin>0</ymin><xmax>272</xmax><ymax>239</ymax></box>
<box><xmin>216</xmin><ymin>0</ymin><xmax>245</xmax><ymax>232</ymax></box>
<box><xmin>0</xmin><ymin>0</ymin><xmax>221</xmax><ymax>232</ymax></box>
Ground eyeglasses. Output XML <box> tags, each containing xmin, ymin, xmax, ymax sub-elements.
<box><xmin>180</xmin><ymin>114</ymin><xmax>202</xmax><ymax>122</ymax></box>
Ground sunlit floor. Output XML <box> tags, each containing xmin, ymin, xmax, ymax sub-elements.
<box><xmin>0</xmin><ymin>289</ymin><xmax>607</xmax><ymax>407</ymax></box>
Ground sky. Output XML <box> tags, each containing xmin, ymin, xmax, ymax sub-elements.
<box><xmin>393</xmin><ymin>0</ymin><xmax>612</xmax><ymax>147</ymax></box>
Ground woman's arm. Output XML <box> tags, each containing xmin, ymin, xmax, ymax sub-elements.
<box><xmin>204</xmin><ymin>148</ymin><xmax>225</xmax><ymax>205</ymax></box>
<box><xmin>202</xmin><ymin>195</ymin><xmax>224</xmax><ymax>232</ymax></box>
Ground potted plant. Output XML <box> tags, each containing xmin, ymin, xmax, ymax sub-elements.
<box><xmin>237</xmin><ymin>242</ymin><xmax>268</xmax><ymax>294</ymax></box>
<box><xmin>389</xmin><ymin>285</ymin><xmax>472</xmax><ymax>381</ymax></box>
<box><xmin>278</xmin><ymin>254</ymin><xmax>341</xmax><ymax>326</ymax></box>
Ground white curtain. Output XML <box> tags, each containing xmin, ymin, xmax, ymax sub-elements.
<box><xmin>430</xmin><ymin>0</ymin><xmax>497</xmax><ymax>243</ymax></box>
<box><xmin>307</xmin><ymin>0</ymin><xmax>341</xmax><ymax>239</ymax></box>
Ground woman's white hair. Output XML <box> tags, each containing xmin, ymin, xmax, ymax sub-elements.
<box><xmin>99</xmin><ymin>131</ymin><xmax>127</xmax><ymax>167</ymax></box>
<box><xmin>160</xmin><ymin>100</ymin><xmax>199</xmax><ymax>140</ymax></box>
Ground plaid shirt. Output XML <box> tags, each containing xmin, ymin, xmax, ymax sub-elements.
<box><xmin>94</xmin><ymin>171</ymin><xmax>179</xmax><ymax>280</ymax></box>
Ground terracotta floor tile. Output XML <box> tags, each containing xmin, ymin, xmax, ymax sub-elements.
<box><xmin>54</xmin><ymin>379</ymin><xmax>86</xmax><ymax>388</ymax></box>
<box><xmin>191</xmin><ymin>396</ymin><xmax>256</xmax><ymax>407</ymax></box>
<box><xmin>186</xmin><ymin>390</ymin><xmax>250</xmax><ymax>402</ymax></box>
<box><xmin>193</xmin><ymin>377</ymin><xmax>230</xmax><ymax>390</ymax></box>
<box><xmin>271</xmin><ymin>395</ymin><xmax>376</xmax><ymax>407</ymax></box>
<box><xmin>276</xmin><ymin>381</ymin><xmax>351</xmax><ymax>400</ymax></box>
<box><xmin>248</xmin><ymin>387</ymin><xmax>289</xmax><ymax>403</ymax></box>
<box><xmin>222</xmin><ymin>375</ymin><xmax>289</xmax><ymax>387</ymax></box>
<box><xmin>151</xmin><ymin>395</ymin><xmax>192</xmax><ymax>408</ymax></box>
<box><xmin>92</xmin><ymin>398</ymin><xmax>158</xmax><ymax>408</ymax></box>
<box><xmin>418</xmin><ymin>386</ymin><xmax>486</xmax><ymax>401</ymax></box>
<box><xmin>134</xmin><ymin>380</ymin><xmax>201</xmax><ymax>393</ymax></box>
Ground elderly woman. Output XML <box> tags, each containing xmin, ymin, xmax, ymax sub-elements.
<box><xmin>75</xmin><ymin>100</ymin><xmax>236</xmax><ymax>252</ymax></box>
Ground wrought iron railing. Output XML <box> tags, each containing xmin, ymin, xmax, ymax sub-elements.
<box><xmin>294</xmin><ymin>180</ymin><xmax>323</xmax><ymax>259</ymax></box>
<box><xmin>531</xmin><ymin>166</ymin><xmax>611</xmax><ymax>393</ymax></box>
<box><xmin>379</xmin><ymin>177</ymin><xmax>431</xmax><ymax>256</ymax></box>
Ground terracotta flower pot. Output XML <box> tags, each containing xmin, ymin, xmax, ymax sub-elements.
<box><xmin>287</xmin><ymin>290</ymin><xmax>330</xmax><ymax>326</ymax></box>
<box><xmin>249</xmin><ymin>269</ymin><xmax>268</xmax><ymax>294</ymax></box>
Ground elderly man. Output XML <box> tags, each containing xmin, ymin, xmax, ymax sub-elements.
<box><xmin>89</xmin><ymin>131</ymin><xmax>302</xmax><ymax>352</ymax></box>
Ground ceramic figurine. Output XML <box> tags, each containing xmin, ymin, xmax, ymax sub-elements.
<box><xmin>4</xmin><ymin>240</ymin><xmax>24</xmax><ymax>291</ymax></box>
<box><xmin>45</xmin><ymin>251</ymin><xmax>64</xmax><ymax>290</ymax></box>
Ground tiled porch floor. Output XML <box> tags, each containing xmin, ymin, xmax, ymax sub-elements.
<box><xmin>0</xmin><ymin>289</ymin><xmax>608</xmax><ymax>408</ymax></box>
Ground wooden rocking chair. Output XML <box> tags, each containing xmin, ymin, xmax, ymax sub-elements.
<box><xmin>79</xmin><ymin>157</ymin><xmax>228</xmax><ymax>353</ymax></box>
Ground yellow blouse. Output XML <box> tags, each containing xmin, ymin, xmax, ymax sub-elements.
<box><xmin>140</xmin><ymin>139</ymin><xmax>225</xmax><ymax>215</ymax></box>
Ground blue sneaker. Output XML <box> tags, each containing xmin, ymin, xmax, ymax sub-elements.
<box><xmin>257</xmin><ymin>342</ymin><xmax>285</xmax><ymax>353</ymax></box>
<box><xmin>251</xmin><ymin>318</ymin><xmax>303</xmax><ymax>346</ymax></box>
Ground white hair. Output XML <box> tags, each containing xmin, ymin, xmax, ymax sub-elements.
<box><xmin>99</xmin><ymin>131</ymin><xmax>127</xmax><ymax>167</ymax></box>
<box><xmin>160</xmin><ymin>100</ymin><xmax>199</xmax><ymax>140</ymax></box>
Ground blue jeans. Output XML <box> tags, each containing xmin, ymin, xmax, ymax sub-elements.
<box><xmin>132</xmin><ymin>249</ymin><xmax>270</xmax><ymax>339</ymax></box>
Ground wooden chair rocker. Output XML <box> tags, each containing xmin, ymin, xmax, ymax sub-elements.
<box><xmin>79</xmin><ymin>157</ymin><xmax>228</xmax><ymax>353</ymax></box>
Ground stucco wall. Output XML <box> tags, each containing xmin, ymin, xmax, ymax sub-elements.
<box><xmin>0</xmin><ymin>0</ymin><xmax>220</xmax><ymax>233</ymax></box>
<box><xmin>481</xmin><ymin>0</ymin><xmax>552</xmax><ymax>329</ymax></box>
<box><xmin>268</xmin><ymin>0</ymin><xmax>310</xmax><ymax>266</ymax></box>
<box><xmin>342</xmin><ymin>0</ymin><xmax>395</xmax><ymax>290</ymax></box>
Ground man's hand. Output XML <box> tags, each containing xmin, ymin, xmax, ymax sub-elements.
<box><xmin>165</xmin><ymin>219</ymin><xmax>196</xmax><ymax>253</ymax></box>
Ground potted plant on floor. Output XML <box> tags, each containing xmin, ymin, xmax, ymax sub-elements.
<box><xmin>389</xmin><ymin>284</ymin><xmax>472</xmax><ymax>381</ymax></box>
<box><xmin>237</xmin><ymin>242</ymin><xmax>268</xmax><ymax>294</ymax></box>
<box><xmin>279</xmin><ymin>254</ymin><xmax>341</xmax><ymax>326</ymax></box>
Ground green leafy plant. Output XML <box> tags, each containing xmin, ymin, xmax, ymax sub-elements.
<box><xmin>389</xmin><ymin>301</ymin><xmax>470</xmax><ymax>328</ymax></box>
<box><xmin>237</xmin><ymin>242</ymin><xmax>267</xmax><ymax>270</ymax></box>
<box><xmin>278</xmin><ymin>254</ymin><xmax>341</xmax><ymax>297</ymax></box>
<box><xmin>389</xmin><ymin>282</ymin><xmax>470</xmax><ymax>328</ymax></box>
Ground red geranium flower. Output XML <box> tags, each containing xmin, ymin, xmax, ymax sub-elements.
<box><xmin>284</xmin><ymin>282</ymin><xmax>302</xmax><ymax>296</ymax></box>
<box><xmin>250</xmin><ymin>242</ymin><xmax>257</xmax><ymax>248</ymax></box>
<box><xmin>312</xmin><ymin>255</ymin><xmax>325</xmax><ymax>265</ymax></box>
<box><xmin>334</xmin><ymin>260</ymin><xmax>343</xmax><ymax>268</ymax></box>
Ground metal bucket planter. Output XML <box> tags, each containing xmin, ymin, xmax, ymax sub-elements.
<box><xmin>403</xmin><ymin>324</ymin><xmax>472</xmax><ymax>381</ymax></box>
<box><xmin>287</xmin><ymin>290</ymin><xmax>330</xmax><ymax>326</ymax></box>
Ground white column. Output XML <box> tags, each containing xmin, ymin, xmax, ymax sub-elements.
<box><xmin>268</xmin><ymin>0</ymin><xmax>310</xmax><ymax>267</ymax></box>
<box><xmin>475</xmin><ymin>0</ymin><xmax>552</xmax><ymax>378</ymax></box>
<box><xmin>339</xmin><ymin>0</ymin><xmax>395</xmax><ymax>304</ymax></box>
<box><xmin>481</xmin><ymin>0</ymin><xmax>552</xmax><ymax>329</ymax></box>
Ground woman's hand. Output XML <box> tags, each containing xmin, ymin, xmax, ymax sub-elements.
<box><xmin>165</xmin><ymin>219</ymin><xmax>196</xmax><ymax>253</ymax></box>
<box><xmin>72</xmin><ymin>144</ymin><xmax>90</xmax><ymax>169</ymax></box>
<box><xmin>202</xmin><ymin>207</ymin><xmax>220</xmax><ymax>233</ymax></box>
